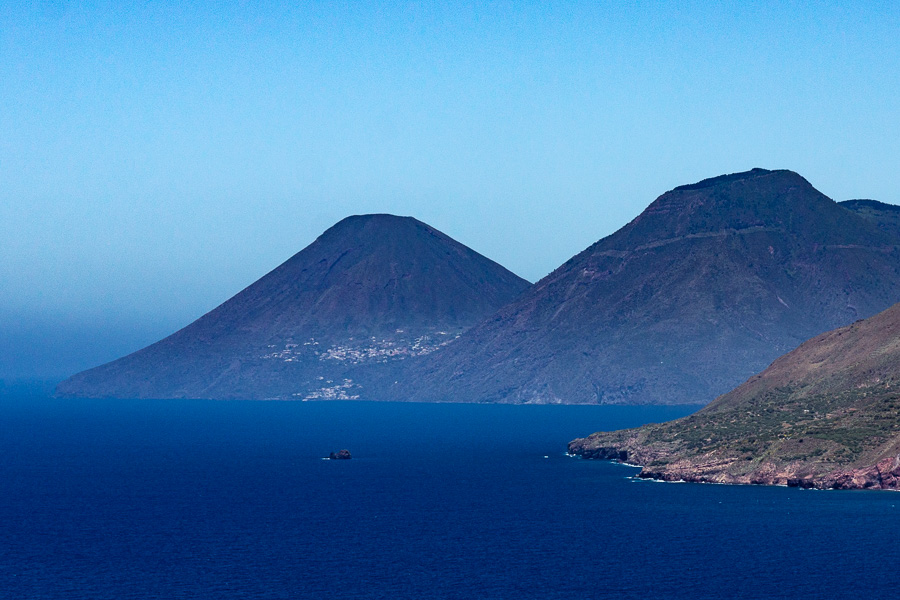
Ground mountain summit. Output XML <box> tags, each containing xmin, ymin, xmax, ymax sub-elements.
<box><xmin>394</xmin><ymin>169</ymin><xmax>900</xmax><ymax>404</ymax></box>
<box><xmin>57</xmin><ymin>214</ymin><xmax>530</xmax><ymax>400</ymax></box>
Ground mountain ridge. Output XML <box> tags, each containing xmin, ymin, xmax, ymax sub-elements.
<box><xmin>57</xmin><ymin>170</ymin><xmax>900</xmax><ymax>405</ymax></box>
<box><xmin>388</xmin><ymin>168</ymin><xmax>900</xmax><ymax>405</ymax></box>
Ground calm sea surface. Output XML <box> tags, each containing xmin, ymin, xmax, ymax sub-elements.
<box><xmin>1</xmin><ymin>390</ymin><xmax>897</xmax><ymax>599</ymax></box>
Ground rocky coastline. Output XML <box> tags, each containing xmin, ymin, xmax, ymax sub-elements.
<box><xmin>568</xmin><ymin>437</ymin><xmax>900</xmax><ymax>491</ymax></box>
<box><xmin>569</xmin><ymin>301</ymin><xmax>900</xmax><ymax>492</ymax></box>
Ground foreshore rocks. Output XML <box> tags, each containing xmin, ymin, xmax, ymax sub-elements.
<box><xmin>820</xmin><ymin>457</ymin><xmax>900</xmax><ymax>490</ymax></box>
<box><xmin>568</xmin><ymin>437</ymin><xmax>900</xmax><ymax>491</ymax></box>
<box><xmin>575</xmin><ymin>446</ymin><xmax>629</xmax><ymax>462</ymax></box>
<box><xmin>328</xmin><ymin>449</ymin><xmax>352</xmax><ymax>460</ymax></box>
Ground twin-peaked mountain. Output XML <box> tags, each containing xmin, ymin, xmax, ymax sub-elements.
<box><xmin>57</xmin><ymin>215</ymin><xmax>530</xmax><ymax>399</ymax></box>
<box><xmin>59</xmin><ymin>169</ymin><xmax>900</xmax><ymax>404</ymax></box>
<box><xmin>392</xmin><ymin>169</ymin><xmax>900</xmax><ymax>404</ymax></box>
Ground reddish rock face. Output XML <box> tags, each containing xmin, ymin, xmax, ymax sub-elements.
<box><xmin>822</xmin><ymin>457</ymin><xmax>900</xmax><ymax>490</ymax></box>
<box><xmin>571</xmin><ymin>430</ymin><xmax>900</xmax><ymax>491</ymax></box>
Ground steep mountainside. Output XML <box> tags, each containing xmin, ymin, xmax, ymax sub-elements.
<box><xmin>57</xmin><ymin>215</ymin><xmax>530</xmax><ymax>400</ymax></box>
<box><xmin>393</xmin><ymin>169</ymin><xmax>900</xmax><ymax>404</ymax></box>
<box><xmin>568</xmin><ymin>301</ymin><xmax>900</xmax><ymax>490</ymax></box>
<box><xmin>840</xmin><ymin>199</ymin><xmax>900</xmax><ymax>239</ymax></box>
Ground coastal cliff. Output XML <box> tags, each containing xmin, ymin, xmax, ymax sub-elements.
<box><xmin>569</xmin><ymin>302</ymin><xmax>900</xmax><ymax>490</ymax></box>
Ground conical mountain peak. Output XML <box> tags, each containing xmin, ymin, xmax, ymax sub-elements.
<box><xmin>249</xmin><ymin>212</ymin><xmax>527</xmax><ymax>333</ymax></box>
<box><xmin>318</xmin><ymin>213</ymin><xmax>427</xmax><ymax>241</ymax></box>
<box><xmin>287</xmin><ymin>214</ymin><xmax>429</xmax><ymax>255</ymax></box>
<box><xmin>305</xmin><ymin>213</ymin><xmax>467</xmax><ymax>273</ymax></box>
<box><xmin>57</xmin><ymin>216</ymin><xmax>530</xmax><ymax>400</ymax></box>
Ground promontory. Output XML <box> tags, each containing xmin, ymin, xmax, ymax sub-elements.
<box><xmin>569</xmin><ymin>301</ymin><xmax>900</xmax><ymax>490</ymax></box>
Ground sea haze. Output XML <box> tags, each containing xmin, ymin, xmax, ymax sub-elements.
<box><xmin>1</xmin><ymin>393</ymin><xmax>897</xmax><ymax>599</ymax></box>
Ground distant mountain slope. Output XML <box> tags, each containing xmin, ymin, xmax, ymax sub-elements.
<box><xmin>57</xmin><ymin>215</ymin><xmax>530</xmax><ymax>400</ymax></box>
<box><xmin>568</xmin><ymin>301</ymin><xmax>900</xmax><ymax>490</ymax></box>
<box><xmin>840</xmin><ymin>199</ymin><xmax>900</xmax><ymax>239</ymax></box>
<box><xmin>393</xmin><ymin>169</ymin><xmax>900</xmax><ymax>405</ymax></box>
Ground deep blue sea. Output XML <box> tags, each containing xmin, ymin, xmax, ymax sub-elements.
<box><xmin>1</xmin><ymin>389</ymin><xmax>898</xmax><ymax>599</ymax></box>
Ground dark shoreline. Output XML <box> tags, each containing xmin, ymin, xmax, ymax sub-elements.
<box><xmin>567</xmin><ymin>447</ymin><xmax>900</xmax><ymax>491</ymax></box>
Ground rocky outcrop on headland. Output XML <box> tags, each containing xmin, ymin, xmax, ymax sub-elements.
<box><xmin>633</xmin><ymin>455</ymin><xmax>900</xmax><ymax>490</ymax></box>
<box><xmin>570</xmin><ymin>436</ymin><xmax>900</xmax><ymax>491</ymax></box>
<box><xmin>569</xmin><ymin>301</ymin><xmax>900</xmax><ymax>491</ymax></box>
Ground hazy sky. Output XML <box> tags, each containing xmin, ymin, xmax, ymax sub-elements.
<box><xmin>2</xmin><ymin>1</ymin><xmax>899</xmax><ymax>378</ymax></box>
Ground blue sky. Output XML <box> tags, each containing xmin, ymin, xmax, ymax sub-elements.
<box><xmin>2</xmin><ymin>1</ymin><xmax>899</xmax><ymax>378</ymax></box>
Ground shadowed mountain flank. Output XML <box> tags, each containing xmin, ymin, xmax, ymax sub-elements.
<box><xmin>840</xmin><ymin>199</ymin><xmax>900</xmax><ymax>239</ymax></box>
<box><xmin>392</xmin><ymin>169</ymin><xmax>900</xmax><ymax>405</ymax></box>
<box><xmin>568</xmin><ymin>301</ymin><xmax>900</xmax><ymax>490</ymax></box>
<box><xmin>57</xmin><ymin>215</ymin><xmax>530</xmax><ymax>400</ymax></box>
